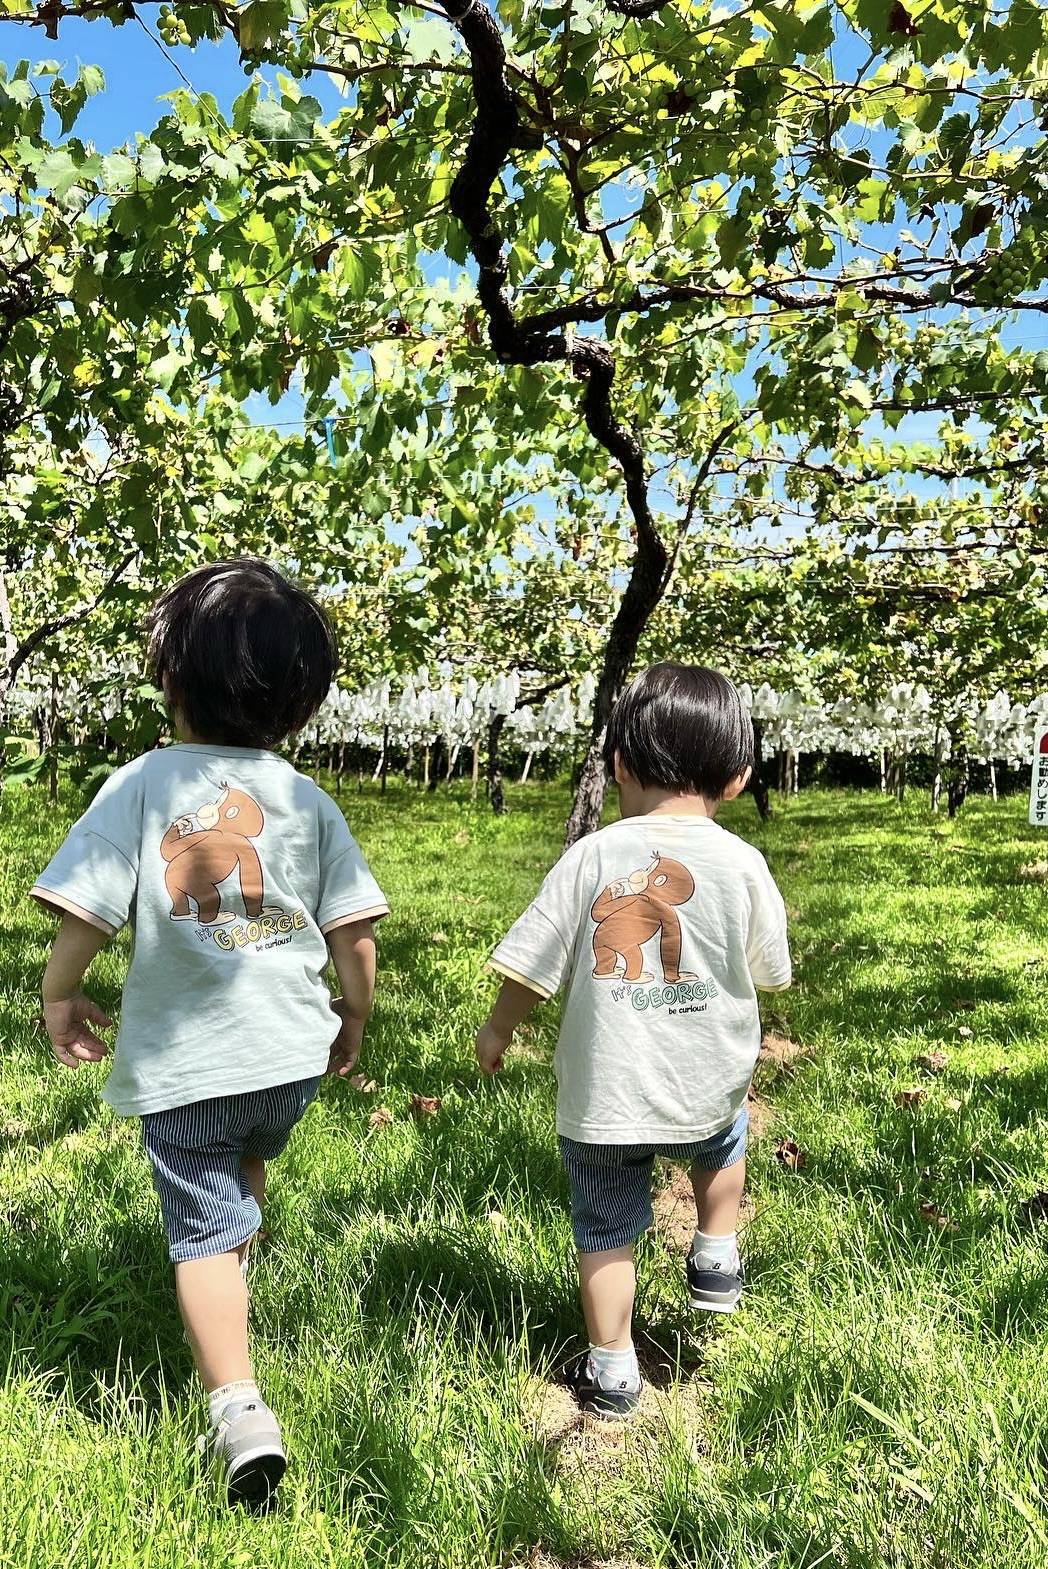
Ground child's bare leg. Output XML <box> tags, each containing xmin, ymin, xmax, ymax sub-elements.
<box><xmin>242</xmin><ymin>1154</ymin><xmax>265</xmax><ymax>1209</ymax></box>
<box><xmin>573</xmin><ymin>1245</ymin><xmax>643</xmax><ymax>1410</ymax></box>
<box><xmin>687</xmin><ymin>1158</ymin><xmax>746</xmax><ymax>1313</ymax></box>
<box><xmin>578</xmin><ymin>1245</ymin><xmax>636</xmax><ymax>1349</ymax></box>
<box><xmin>690</xmin><ymin>1157</ymin><xmax>746</xmax><ymax>1237</ymax></box>
<box><xmin>238</xmin><ymin>1156</ymin><xmax>266</xmax><ymax>1267</ymax></box>
<box><xmin>175</xmin><ymin>1253</ymin><xmax>253</xmax><ymax>1391</ymax></box>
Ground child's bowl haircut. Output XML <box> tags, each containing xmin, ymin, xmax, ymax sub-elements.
<box><xmin>148</xmin><ymin>559</ymin><xmax>336</xmax><ymax>749</ymax></box>
<box><xmin>603</xmin><ymin>663</ymin><xmax>753</xmax><ymax>800</ymax></box>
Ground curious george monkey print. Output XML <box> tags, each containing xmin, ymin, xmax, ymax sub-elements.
<box><xmin>161</xmin><ymin>784</ymin><xmax>282</xmax><ymax>925</ymax></box>
<box><xmin>591</xmin><ymin>854</ymin><xmax>696</xmax><ymax>984</ymax></box>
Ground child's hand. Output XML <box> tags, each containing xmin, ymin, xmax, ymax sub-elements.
<box><xmin>327</xmin><ymin>996</ymin><xmax>365</xmax><ymax>1077</ymax></box>
<box><xmin>475</xmin><ymin>1019</ymin><xmax>512</xmax><ymax>1075</ymax></box>
<box><xmin>42</xmin><ymin>993</ymin><xmax>113</xmax><ymax>1070</ymax></box>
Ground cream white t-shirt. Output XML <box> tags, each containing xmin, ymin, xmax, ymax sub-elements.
<box><xmin>491</xmin><ymin>814</ymin><xmax>791</xmax><ymax>1144</ymax></box>
<box><xmin>31</xmin><ymin>744</ymin><xmax>388</xmax><ymax>1116</ymax></box>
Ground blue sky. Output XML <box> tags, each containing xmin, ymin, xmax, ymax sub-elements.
<box><xmin>6</xmin><ymin>17</ymin><xmax>344</xmax><ymax>141</ymax></box>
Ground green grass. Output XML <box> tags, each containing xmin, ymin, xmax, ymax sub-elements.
<box><xmin>2</xmin><ymin>777</ymin><xmax>1048</xmax><ymax>1568</ymax></box>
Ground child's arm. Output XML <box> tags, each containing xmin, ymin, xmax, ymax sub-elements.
<box><xmin>326</xmin><ymin>917</ymin><xmax>377</xmax><ymax>1077</ymax></box>
<box><xmin>475</xmin><ymin>976</ymin><xmax>543</xmax><ymax>1075</ymax></box>
<box><xmin>41</xmin><ymin>912</ymin><xmax>114</xmax><ymax>1070</ymax></box>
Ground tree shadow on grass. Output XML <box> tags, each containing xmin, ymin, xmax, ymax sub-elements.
<box><xmin>2</xmin><ymin>1217</ymin><xmax>189</xmax><ymax>1417</ymax></box>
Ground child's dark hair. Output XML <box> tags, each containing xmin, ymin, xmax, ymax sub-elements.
<box><xmin>602</xmin><ymin>662</ymin><xmax>753</xmax><ymax>799</ymax></box>
<box><xmin>148</xmin><ymin>559</ymin><xmax>337</xmax><ymax>749</ymax></box>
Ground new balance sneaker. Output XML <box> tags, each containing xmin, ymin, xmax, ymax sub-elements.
<box><xmin>200</xmin><ymin>1397</ymin><xmax>287</xmax><ymax>1509</ymax></box>
<box><xmin>563</xmin><ymin>1353</ymin><xmax>642</xmax><ymax>1421</ymax></box>
<box><xmin>686</xmin><ymin>1250</ymin><xmax>745</xmax><ymax>1314</ymax></box>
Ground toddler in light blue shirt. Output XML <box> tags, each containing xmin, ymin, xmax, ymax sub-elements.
<box><xmin>33</xmin><ymin>558</ymin><xmax>387</xmax><ymax>1509</ymax></box>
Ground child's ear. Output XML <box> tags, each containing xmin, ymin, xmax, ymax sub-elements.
<box><xmin>611</xmin><ymin>750</ymin><xmax>629</xmax><ymax>787</ymax></box>
<box><xmin>721</xmin><ymin>766</ymin><xmax>752</xmax><ymax>802</ymax></box>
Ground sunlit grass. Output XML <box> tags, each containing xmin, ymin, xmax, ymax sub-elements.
<box><xmin>2</xmin><ymin>777</ymin><xmax>1047</xmax><ymax>1567</ymax></box>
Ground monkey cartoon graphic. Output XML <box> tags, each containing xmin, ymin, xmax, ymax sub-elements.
<box><xmin>160</xmin><ymin>784</ymin><xmax>281</xmax><ymax>925</ymax></box>
<box><xmin>591</xmin><ymin>854</ymin><xmax>696</xmax><ymax>984</ymax></box>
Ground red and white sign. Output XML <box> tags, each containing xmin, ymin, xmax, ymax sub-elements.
<box><xmin>1030</xmin><ymin>725</ymin><xmax>1048</xmax><ymax>827</ymax></box>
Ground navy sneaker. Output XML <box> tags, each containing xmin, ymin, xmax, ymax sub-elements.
<box><xmin>563</xmin><ymin>1353</ymin><xmax>642</xmax><ymax>1421</ymax></box>
<box><xmin>687</xmin><ymin>1250</ymin><xmax>745</xmax><ymax>1314</ymax></box>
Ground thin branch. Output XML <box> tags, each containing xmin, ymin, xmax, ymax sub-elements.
<box><xmin>663</xmin><ymin>419</ymin><xmax>740</xmax><ymax>588</ymax></box>
<box><xmin>5</xmin><ymin>549</ymin><xmax>136</xmax><ymax>688</ymax></box>
<box><xmin>603</xmin><ymin>0</ymin><xmax>674</xmax><ymax>16</ymax></box>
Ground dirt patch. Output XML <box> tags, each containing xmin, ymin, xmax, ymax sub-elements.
<box><xmin>759</xmin><ymin>1031</ymin><xmax>805</xmax><ymax>1067</ymax></box>
<box><xmin>524</xmin><ymin>1371</ymin><xmax>705</xmax><ymax>1487</ymax></box>
<box><xmin>525</xmin><ymin>1374</ymin><xmax>641</xmax><ymax>1481</ymax></box>
<box><xmin>527</xmin><ymin>1375</ymin><xmax>582</xmax><ymax>1445</ymax></box>
<box><xmin>1019</xmin><ymin>860</ymin><xmax>1048</xmax><ymax>882</ymax></box>
<box><xmin>651</xmin><ymin>1162</ymin><xmax>699</xmax><ymax>1254</ymax></box>
<box><xmin>514</xmin><ymin>1029</ymin><xmax>552</xmax><ymax>1065</ymax></box>
<box><xmin>523</xmin><ymin>1554</ymin><xmax>650</xmax><ymax>1569</ymax></box>
<box><xmin>651</xmin><ymin>1119</ymin><xmax>763</xmax><ymax>1258</ymax></box>
<box><xmin>746</xmin><ymin>1086</ymin><xmax>774</xmax><ymax>1137</ymax></box>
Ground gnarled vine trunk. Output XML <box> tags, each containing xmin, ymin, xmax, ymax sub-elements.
<box><xmin>487</xmin><ymin>712</ymin><xmax>507</xmax><ymax>815</ymax></box>
<box><xmin>749</xmin><ymin>718</ymin><xmax>772</xmax><ymax>822</ymax></box>
<box><xmin>947</xmin><ymin>736</ymin><xmax>969</xmax><ymax>819</ymax></box>
<box><xmin>563</xmin><ymin>523</ymin><xmax>667</xmax><ymax>846</ymax></box>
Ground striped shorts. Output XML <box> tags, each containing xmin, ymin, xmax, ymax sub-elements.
<box><xmin>141</xmin><ymin>1078</ymin><xmax>321</xmax><ymax>1263</ymax></box>
<box><xmin>559</xmin><ymin>1107</ymin><xmax>748</xmax><ymax>1253</ymax></box>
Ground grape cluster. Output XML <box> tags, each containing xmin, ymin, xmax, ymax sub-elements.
<box><xmin>970</xmin><ymin>241</ymin><xmax>1040</xmax><ymax>304</ymax></box>
<box><xmin>772</xmin><ymin>368</ymin><xmax>844</xmax><ymax>442</ymax></box>
<box><xmin>158</xmin><ymin>5</ymin><xmax>191</xmax><ymax>46</ymax></box>
<box><xmin>740</xmin><ymin>152</ymin><xmax>775</xmax><ymax>206</ymax></box>
<box><xmin>879</xmin><ymin>317</ymin><xmax>910</xmax><ymax>357</ymax></box>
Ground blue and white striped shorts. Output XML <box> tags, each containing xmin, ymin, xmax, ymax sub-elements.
<box><xmin>559</xmin><ymin>1107</ymin><xmax>748</xmax><ymax>1253</ymax></box>
<box><xmin>141</xmin><ymin>1078</ymin><xmax>321</xmax><ymax>1263</ymax></box>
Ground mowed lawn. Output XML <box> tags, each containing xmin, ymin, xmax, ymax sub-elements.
<box><xmin>1</xmin><ymin>778</ymin><xmax>1047</xmax><ymax>1569</ymax></box>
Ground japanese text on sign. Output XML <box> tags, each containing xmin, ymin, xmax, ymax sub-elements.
<box><xmin>1029</xmin><ymin>726</ymin><xmax>1048</xmax><ymax>827</ymax></box>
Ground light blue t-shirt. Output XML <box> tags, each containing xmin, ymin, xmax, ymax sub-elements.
<box><xmin>31</xmin><ymin>743</ymin><xmax>389</xmax><ymax>1116</ymax></box>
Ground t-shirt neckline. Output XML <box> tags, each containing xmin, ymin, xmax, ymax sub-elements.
<box><xmin>614</xmin><ymin>813</ymin><xmax>720</xmax><ymax>828</ymax></box>
<box><xmin>169</xmin><ymin>742</ymin><xmax>282</xmax><ymax>762</ymax></box>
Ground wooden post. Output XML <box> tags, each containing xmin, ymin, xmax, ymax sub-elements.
<box><xmin>380</xmin><ymin>724</ymin><xmax>389</xmax><ymax>795</ymax></box>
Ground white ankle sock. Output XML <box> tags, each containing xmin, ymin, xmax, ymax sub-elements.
<box><xmin>691</xmin><ymin>1229</ymin><xmax>739</xmax><ymax>1271</ymax></box>
<box><xmin>209</xmin><ymin>1379</ymin><xmax>260</xmax><ymax>1426</ymax></box>
<box><xmin>587</xmin><ymin>1343</ymin><xmax>641</xmax><ymax>1393</ymax></box>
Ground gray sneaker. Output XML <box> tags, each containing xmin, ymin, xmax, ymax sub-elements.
<box><xmin>201</xmin><ymin>1398</ymin><xmax>287</xmax><ymax>1509</ymax></box>
<box><xmin>687</xmin><ymin>1250</ymin><xmax>745</xmax><ymax>1314</ymax></box>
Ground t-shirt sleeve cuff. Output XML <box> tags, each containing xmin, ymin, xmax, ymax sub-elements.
<box><xmin>320</xmin><ymin>902</ymin><xmax>389</xmax><ymax>935</ymax></box>
<box><xmin>488</xmin><ymin>956</ymin><xmax>556</xmax><ymax>1000</ymax></box>
<box><xmin>754</xmin><ymin>972</ymin><xmax>792</xmax><ymax>993</ymax></box>
<box><xmin>29</xmin><ymin>886</ymin><xmax>120</xmax><ymax>936</ymax></box>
